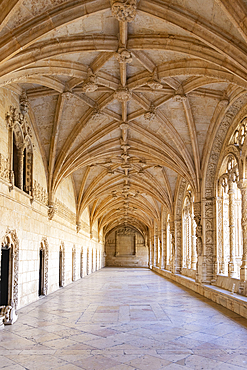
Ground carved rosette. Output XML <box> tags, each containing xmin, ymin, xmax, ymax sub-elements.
<box><xmin>111</xmin><ymin>0</ymin><xmax>137</xmax><ymax>22</ymax></box>
<box><xmin>114</xmin><ymin>86</ymin><xmax>132</xmax><ymax>102</ymax></box>
<box><xmin>115</xmin><ymin>48</ymin><xmax>132</xmax><ymax>63</ymax></box>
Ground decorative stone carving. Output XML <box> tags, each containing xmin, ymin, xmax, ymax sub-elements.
<box><xmin>144</xmin><ymin>103</ymin><xmax>156</xmax><ymax>121</ymax></box>
<box><xmin>147</xmin><ymin>79</ymin><xmax>163</xmax><ymax>90</ymax></box>
<box><xmin>82</xmin><ymin>69</ymin><xmax>98</xmax><ymax>93</ymax></box>
<box><xmin>41</xmin><ymin>238</ymin><xmax>49</xmax><ymax>295</ymax></box>
<box><xmin>48</xmin><ymin>203</ymin><xmax>57</xmax><ymax>220</ymax></box>
<box><xmin>91</xmin><ymin>107</ymin><xmax>104</xmax><ymax>121</ymax></box>
<box><xmin>76</xmin><ymin>222</ymin><xmax>81</xmax><ymax>233</ymax></box>
<box><xmin>1</xmin><ymin>229</ymin><xmax>19</xmax><ymax>314</ymax></box>
<box><xmin>111</xmin><ymin>0</ymin><xmax>137</xmax><ymax>22</ymax></box>
<box><xmin>0</xmin><ymin>153</ymin><xmax>10</xmax><ymax>182</ymax></box>
<box><xmin>33</xmin><ymin>180</ymin><xmax>48</xmax><ymax>205</ymax></box>
<box><xmin>233</xmin><ymin>116</ymin><xmax>247</xmax><ymax>148</ymax></box>
<box><xmin>0</xmin><ymin>306</ymin><xmax>17</xmax><ymax>325</ymax></box>
<box><xmin>115</xmin><ymin>48</ymin><xmax>132</xmax><ymax>63</ymax></box>
<box><xmin>114</xmin><ymin>86</ymin><xmax>132</xmax><ymax>102</ymax></box>
<box><xmin>194</xmin><ymin>202</ymin><xmax>202</xmax><ymax>257</ymax></box>
<box><xmin>19</xmin><ymin>91</ymin><xmax>29</xmax><ymax>116</ymax></box>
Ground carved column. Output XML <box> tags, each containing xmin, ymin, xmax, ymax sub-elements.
<box><xmin>160</xmin><ymin>227</ymin><xmax>164</xmax><ymax>269</ymax></box>
<box><xmin>149</xmin><ymin>235</ymin><xmax>154</xmax><ymax>268</ymax></box>
<box><xmin>228</xmin><ymin>179</ymin><xmax>237</xmax><ymax>277</ymax></box>
<box><xmin>16</xmin><ymin>147</ymin><xmax>24</xmax><ymax>190</ymax></box>
<box><xmin>154</xmin><ymin>232</ymin><xmax>158</xmax><ymax>267</ymax></box>
<box><xmin>191</xmin><ymin>218</ymin><xmax>197</xmax><ymax>270</ymax></box>
<box><xmin>238</xmin><ymin>180</ymin><xmax>247</xmax><ymax>281</ymax></box>
<box><xmin>115</xmin><ymin>231</ymin><xmax>119</xmax><ymax>256</ymax></box>
<box><xmin>194</xmin><ymin>202</ymin><xmax>203</xmax><ymax>282</ymax></box>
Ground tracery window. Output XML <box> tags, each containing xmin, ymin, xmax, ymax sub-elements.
<box><xmin>217</xmin><ymin>155</ymin><xmax>242</xmax><ymax>278</ymax></box>
<box><xmin>6</xmin><ymin>102</ymin><xmax>33</xmax><ymax>195</ymax></box>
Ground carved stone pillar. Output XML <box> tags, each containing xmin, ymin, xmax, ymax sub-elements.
<box><xmin>160</xmin><ymin>228</ymin><xmax>164</xmax><ymax>269</ymax></box>
<box><xmin>149</xmin><ymin>236</ymin><xmax>154</xmax><ymax>268</ymax></box>
<box><xmin>194</xmin><ymin>202</ymin><xmax>203</xmax><ymax>282</ymax></box>
<box><xmin>16</xmin><ymin>148</ymin><xmax>24</xmax><ymax>190</ymax></box>
<box><xmin>238</xmin><ymin>180</ymin><xmax>247</xmax><ymax>281</ymax></box>
<box><xmin>154</xmin><ymin>233</ymin><xmax>158</xmax><ymax>267</ymax></box>
<box><xmin>228</xmin><ymin>179</ymin><xmax>237</xmax><ymax>277</ymax></box>
<box><xmin>191</xmin><ymin>218</ymin><xmax>197</xmax><ymax>270</ymax></box>
<box><xmin>115</xmin><ymin>231</ymin><xmax>119</xmax><ymax>256</ymax></box>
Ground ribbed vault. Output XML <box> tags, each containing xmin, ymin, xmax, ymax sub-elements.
<box><xmin>2</xmin><ymin>0</ymin><xmax>247</xmax><ymax>240</ymax></box>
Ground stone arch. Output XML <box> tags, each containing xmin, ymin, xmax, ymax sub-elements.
<box><xmin>87</xmin><ymin>248</ymin><xmax>90</xmax><ymax>275</ymax></box>
<box><xmin>1</xmin><ymin>229</ymin><xmax>19</xmax><ymax>310</ymax></box>
<box><xmin>203</xmin><ymin>94</ymin><xmax>247</xmax><ymax>282</ymax></box>
<box><xmin>59</xmin><ymin>242</ymin><xmax>65</xmax><ymax>287</ymax></box>
<box><xmin>40</xmin><ymin>238</ymin><xmax>48</xmax><ymax>295</ymax></box>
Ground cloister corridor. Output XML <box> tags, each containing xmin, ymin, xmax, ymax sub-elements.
<box><xmin>1</xmin><ymin>268</ymin><xmax>247</xmax><ymax>370</ymax></box>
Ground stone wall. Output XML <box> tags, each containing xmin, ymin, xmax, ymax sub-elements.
<box><xmin>0</xmin><ymin>88</ymin><xmax>104</xmax><ymax>310</ymax></box>
<box><xmin>105</xmin><ymin>227</ymin><xmax>148</xmax><ymax>267</ymax></box>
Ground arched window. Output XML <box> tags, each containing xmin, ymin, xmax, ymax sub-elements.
<box><xmin>182</xmin><ymin>189</ymin><xmax>197</xmax><ymax>273</ymax></box>
<box><xmin>217</xmin><ymin>155</ymin><xmax>242</xmax><ymax>278</ymax></box>
<box><xmin>6</xmin><ymin>105</ymin><xmax>33</xmax><ymax>194</ymax></box>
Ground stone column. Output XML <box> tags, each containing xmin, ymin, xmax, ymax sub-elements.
<box><xmin>149</xmin><ymin>235</ymin><xmax>154</xmax><ymax>268</ymax></box>
<box><xmin>238</xmin><ymin>180</ymin><xmax>247</xmax><ymax>281</ymax></box>
<box><xmin>115</xmin><ymin>231</ymin><xmax>119</xmax><ymax>256</ymax></box>
<box><xmin>154</xmin><ymin>232</ymin><xmax>158</xmax><ymax>267</ymax></box>
<box><xmin>160</xmin><ymin>227</ymin><xmax>164</xmax><ymax>269</ymax></box>
<box><xmin>228</xmin><ymin>179</ymin><xmax>237</xmax><ymax>277</ymax></box>
<box><xmin>194</xmin><ymin>202</ymin><xmax>203</xmax><ymax>282</ymax></box>
<box><xmin>16</xmin><ymin>147</ymin><xmax>24</xmax><ymax>190</ymax></box>
<box><xmin>191</xmin><ymin>218</ymin><xmax>197</xmax><ymax>270</ymax></box>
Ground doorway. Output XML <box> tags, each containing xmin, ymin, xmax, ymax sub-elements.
<box><xmin>39</xmin><ymin>248</ymin><xmax>44</xmax><ymax>296</ymax></box>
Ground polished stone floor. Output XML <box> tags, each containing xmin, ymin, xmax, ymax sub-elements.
<box><xmin>1</xmin><ymin>268</ymin><xmax>247</xmax><ymax>370</ymax></box>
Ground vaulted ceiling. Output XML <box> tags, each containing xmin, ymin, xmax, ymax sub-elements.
<box><xmin>2</xmin><ymin>0</ymin><xmax>247</xmax><ymax>236</ymax></box>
